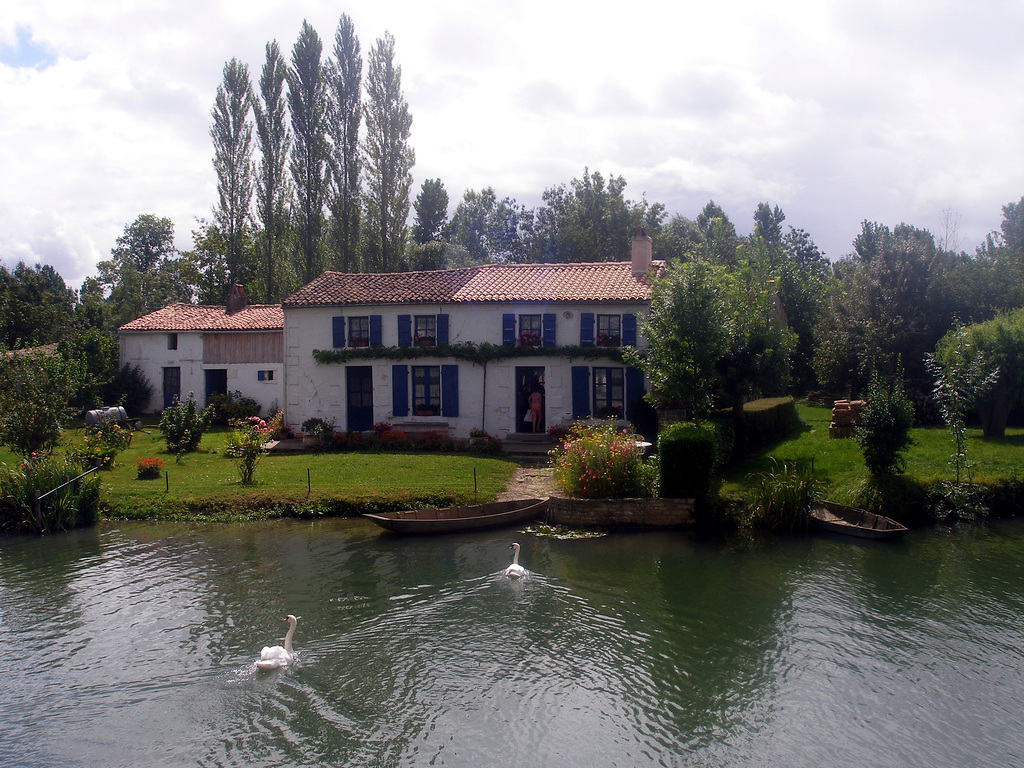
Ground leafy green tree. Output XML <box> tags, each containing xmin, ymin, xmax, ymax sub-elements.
<box><xmin>630</xmin><ymin>259</ymin><xmax>732</xmax><ymax>418</ymax></box>
<box><xmin>56</xmin><ymin>328</ymin><xmax>119</xmax><ymax>413</ymax></box>
<box><xmin>448</xmin><ymin>187</ymin><xmax>532</xmax><ymax>263</ymax></box>
<box><xmin>752</xmin><ymin>202</ymin><xmax>786</xmax><ymax>262</ymax></box>
<box><xmin>288</xmin><ymin>21</ymin><xmax>330</xmax><ymax>283</ymax></box>
<box><xmin>0</xmin><ymin>346</ymin><xmax>84</xmax><ymax>457</ymax></box>
<box><xmin>939</xmin><ymin>309</ymin><xmax>1024</xmax><ymax>438</ymax></box>
<box><xmin>532</xmin><ymin>169</ymin><xmax>664</xmax><ymax>262</ymax></box>
<box><xmin>253</xmin><ymin>40</ymin><xmax>292</xmax><ymax>302</ymax></box>
<box><xmin>363</xmin><ymin>31</ymin><xmax>415</xmax><ymax>272</ymax></box>
<box><xmin>96</xmin><ymin>215</ymin><xmax>193</xmax><ymax>327</ymax></box>
<box><xmin>211</xmin><ymin>57</ymin><xmax>255</xmax><ymax>288</ymax></box>
<box><xmin>0</xmin><ymin>262</ymin><xmax>79</xmax><ymax>346</ymax></box>
<box><xmin>696</xmin><ymin>200</ymin><xmax>739</xmax><ymax>266</ymax></box>
<box><xmin>413</xmin><ymin>178</ymin><xmax>449</xmax><ymax>245</ymax></box>
<box><xmin>856</xmin><ymin>368</ymin><xmax>915</xmax><ymax>476</ymax></box>
<box><xmin>327</xmin><ymin>14</ymin><xmax>362</xmax><ymax>272</ymax></box>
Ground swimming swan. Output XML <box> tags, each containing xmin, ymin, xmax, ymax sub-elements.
<box><xmin>256</xmin><ymin>614</ymin><xmax>297</xmax><ymax>670</ymax></box>
<box><xmin>504</xmin><ymin>542</ymin><xmax>527</xmax><ymax>579</ymax></box>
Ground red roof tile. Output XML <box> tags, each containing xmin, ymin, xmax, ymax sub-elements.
<box><xmin>282</xmin><ymin>261</ymin><xmax>664</xmax><ymax>307</ymax></box>
<box><xmin>118</xmin><ymin>303</ymin><xmax>283</xmax><ymax>332</ymax></box>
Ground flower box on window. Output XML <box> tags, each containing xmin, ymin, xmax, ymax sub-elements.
<box><xmin>349</xmin><ymin>337</ymin><xmax>369</xmax><ymax>348</ymax></box>
<box><xmin>415</xmin><ymin>406</ymin><xmax>439</xmax><ymax>416</ymax></box>
<box><xmin>598</xmin><ymin>405</ymin><xmax>623</xmax><ymax>419</ymax></box>
<box><xmin>517</xmin><ymin>332</ymin><xmax>541</xmax><ymax>347</ymax></box>
<box><xmin>596</xmin><ymin>333</ymin><xmax>621</xmax><ymax>347</ymax></box>
<box><xmin>414</xmin><ymin>335</ymin><xmax>436</xmax><ymax>347</ymax></box>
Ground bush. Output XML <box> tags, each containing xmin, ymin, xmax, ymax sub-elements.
<box><xmin>468</xmin><ymin>428</ymin><xmax>502</xmax><ymax>455</ymax></box>
<box><xmin>377</xmin><ymin>429</ymin><xmax>412</xmax><ymax>451</ymax></box>
<box><xmin>327</xmin><ymin>430</ymin><xmax>365</xmax><ymax>451</ymax></box>
<box><xmin>659</xmin><ymin>421</ymin><xmax>718</xmax><ymax>499</ymax></box>
<box><xmin>207</xmin><ymin>391</ymin><xmax>261</xmax><ymax>425</ymax></box>
<box><xmin>135</xmin><ymin>457</ymin><xmax>164</xmax><ymax>479</ymax></box>
<box><xmin>856</xmin><ymin>371</ymin><xmax>915</xmax><ymax>476</ymax></box>
<box><xmin>72</xmin><ymin>422</ymin><xmax>133</xmax><ymax>469</ymax></box>
<box><xmin>158</xmin><ymin>393</ymin><xmax>212</xmax><ymax>455</ymax></box>
<box><xmin>0</xmin><ymin>456</ymin><xmax>101</xmax><ymax>534</ymax></box>
<box><xmin>414</xmin><ymin>430</ymin><xmax>455</xmax><ymax>452</ymax></box>
<box><xmin>0</xmin><ymin>346</ymin><xmax>84</xmax><ymax>458</ymax></box>
<box><xmin>551</xmin><ymin>421</ymin><xmax>656</xmax><ymax>499</ymax></box>
<box><xmin>746</xmin><ymin>458</ymin><xmax>821</xmax><ymax>534</ymax></box>
<box><xmin>302</xmin><ymin>417</ymin><xmax>335</xmax><ymax>441</ymax></box>
<box><xmin>104</xmin><ymin>363</ymin><xmax>154</xmax><ymax>417</ymax></box>
<box><xmin>224</xmin><ymin>414</ymin><xmax>282</xmax><ymax>484</ymax></box>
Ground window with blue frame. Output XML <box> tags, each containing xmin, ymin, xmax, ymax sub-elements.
<box><xmin>412</xmin><ymin>366</ymin><xmax>441</xmax><ymax>415</ymax></box>
<box><xmin>593</xmin><ymin>367</ymin><xmax>625</xmax><ymax>419</ymax></box>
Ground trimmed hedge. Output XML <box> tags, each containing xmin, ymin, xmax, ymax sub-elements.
<box><xmin>728</xmin><ymin>397</ymin><xmax>800</xmax><ymax>460</ymax></box>
<box><xmin>659</xmin><ymin>421</ymin><xmax>718</xmax><ymax>499</ymax></box>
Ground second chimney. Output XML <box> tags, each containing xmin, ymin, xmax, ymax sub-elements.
<box><xmin>631</xmin><ymin>227</ymin><xmax>653</xmax><ymax>276</ymax></box>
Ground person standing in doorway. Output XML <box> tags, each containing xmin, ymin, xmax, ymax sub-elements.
<box><xmin>528</xmin><ymin>388</ymin><xmax>543</xmax><ymax>433</ymax></box>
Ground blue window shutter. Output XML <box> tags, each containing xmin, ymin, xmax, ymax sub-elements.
<box><xmin>257</xmin><ymin>370</ymin><xmax>265</xmax><ymax>381</ymax></box>
<box><xmin>437</xmin><ymin>314</ymin><xmax>450</xmax><ymax>345</ymax></box>
<box><xmin>542</xmin><ymin>313</ymin><xmax>556</xmax><ymax>347</ymax></box>
<box><xmin>580</xmin><ymin>312</ymin><xmax>595</xmax><ymax>346</ymax></box>
<box><xmin>332</xmin><ymin>316</ymin><xmax>345</xmax><ymax>348</ymax></box>
<box><xmin>392</xmin><ymin>365</ymin><xmax>409</xmax><ymax>417</ymax></box>
<box><xmin>625</xmin><ymin>367</ymin><xmax>645</xmax><ymax>420</ymax></box>
<box><xmin>441</xmin><ymin>364</ymin><xmax>459</xmax><ymax>417</ymax></box>
<box><xmin>502</xmin><ymin>313</ymin><xmax>515</xmax><ymax>346</ymax></box>
<box><xmin>571</xmin><ymin>366</ymin><xmax>591</xmax><ymax>419</ymax></box>
<box><xmin>398</xmin><ymin>314</ymin><xmax>412</xmax><ymax>347</ymax></box>
<box><xmin>622</xmin><ymin>313</ymin><xmax>637</xmax><ymax>346</ymax></box>
<box><xmin>369</xmin><ymin>315</ymin><xmax>383</xmax><ymax>346</ymax></box>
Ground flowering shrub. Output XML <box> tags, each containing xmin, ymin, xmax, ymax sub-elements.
<box><xmin>74</xmin><ymin>422</ymin><xmax>132</xmax><ymax>469</ymax></box>
<box><xmin>328</xmin><ymin>430</ymin><xmax>365</xmax><ymax>451</ymax></box>
<box><xmin>546</xmin><ymin>424</ymin><xmax>570</xmax><ymax>442</ymax></box>
<box><xmin>135</xmin><ymin>457</ymin><xmax>164</xmax><ymax>479</ymax></box>
<box><xmin>550</xmin><ymin>422</ymin><xmax>656</xmax><ymax>499</ymax></box>
<box><xmin>468</xmin><ymin>428</ymin><xmax>502</xmax><ymax>455</ymax></box>
<box><xmin>377</xmin><ymin>429</ymin><xmax>412</xmax><ymax>451</ymax></box>
<box><xmin>414</xmin><ymin>430</ymin><xmax>454</xmax><ymax>452</ymax></box>
<box><xmin>372</xmin><ymin>422</ymin><xmax>394</xmax><ymax>436</ymax></box>
<box><xmin>159</xmin><ymin>393</ymin><xmax>212</xmax><ymax>455</ymax></box>
<box><xmin>224</xmin><ymin>413</ymin><xmax>283</xmax><ymax>484</ymax></box>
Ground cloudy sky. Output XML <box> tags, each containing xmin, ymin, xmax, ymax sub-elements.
<box><xmin>2</xmin><ymin>0</ymin><xmax>1022</xmax><ymax>288</ymax></box>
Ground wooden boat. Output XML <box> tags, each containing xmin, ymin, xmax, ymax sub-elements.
<box><xmin>363</xmin><ymin>498</ymin><xmax>548</xmax><ymax>535</ymax></box>
<box><xmin>808</xmin><ymin>501</ymin><xmax>908</xmax><ymax>540</ymax></box>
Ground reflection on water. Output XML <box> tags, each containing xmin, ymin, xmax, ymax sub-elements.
<box><xmin>2</xmin><ymin>519</ymin><xmax>1024</xmax><ymax>767</ymax></box>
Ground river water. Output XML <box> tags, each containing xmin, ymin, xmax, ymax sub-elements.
<box><xmin>1</xmin><ymin>518</ymin><xmax>1023</xmax><ymax>768</ymax></box>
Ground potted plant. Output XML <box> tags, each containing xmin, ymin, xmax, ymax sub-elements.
<box><xmin>301</xmin><ymin>417</ymin><xmax>334</xmax><ymax>448</ymax></box>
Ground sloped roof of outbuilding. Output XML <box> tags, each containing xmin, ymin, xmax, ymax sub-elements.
<box><xmin>118</xmin><ymin>303</ymin><xmax>283</xmax><ymax>332</ymax></box>
<box><xmin>283</xmin><ymin>261</ymin><xmax>664</xmax><ymax>307</ymax></box>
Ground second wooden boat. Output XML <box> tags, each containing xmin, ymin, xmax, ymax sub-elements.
<box><xmin>363</xmin><ymin>497</ymin><xmax>548</xmax><ymax>535</ymax></box>
<box><xmin>808</xmin><ymin>501</ymin><xmax>908</xmax><ymax>540</ymax></box>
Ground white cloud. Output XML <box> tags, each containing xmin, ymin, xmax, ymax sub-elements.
<box><xmin>1</xmin><ymin>0</ymin><xmax>1022</xmax><ymax>288</ymax></box>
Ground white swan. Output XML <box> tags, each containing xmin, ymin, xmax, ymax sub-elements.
<box><xmin>256</xmin><ymin>614</ymin><xmax>297</xmax><ymax>670</ymax></box>
<box><xmin>504</xmin><ymin>542</ymin><xmax>527</xmax><ymax>579</ymax></box>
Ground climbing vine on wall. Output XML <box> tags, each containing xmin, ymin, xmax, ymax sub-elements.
<box><xmin>312</xmin><ymin>342</ymin><xmax>629</xmax><ymax>366</ymax></box>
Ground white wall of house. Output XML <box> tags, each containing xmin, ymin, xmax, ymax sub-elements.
<box><xmin>119</xmin><ymin>331</ymin><xmax>283</xmax><ymax>414</ymax></box>
<box><xmin>282</xmin><ymin>301</ymin><xmax>649</xmax><ymax>439</ymax></box>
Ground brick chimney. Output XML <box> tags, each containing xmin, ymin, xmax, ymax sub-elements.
<box><xmin>631</xmin><ymin>227</ymin><xmax>653</xmax><ymax>276</ymax></box>
<box><xmin>225</xmin><ymin>283</ymin><xmax>247</xmax><ymax>315</ymax></box>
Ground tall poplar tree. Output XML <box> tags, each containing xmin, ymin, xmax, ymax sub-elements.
<box><xmin>413</xmin><ymin>178</ymin><xmax>449</xmax><ymax>244</ymax></box>
<box><xmin>210</xmin><ymin>57</ymin><xmax>255</xmax><ymax>291</ymax></box>
<box><xmin>327</xmin><ymin>14</ymin><xmax>362</xmax><ymax>272</ymax></box>
<box><xmin>287</xmin><ymin>21</ymin><xmax>330</xmax><ymax>284</ymax></box>
<box><xmin>253</xmin><ymin>40</ymin><xmax>292</xmax><ymax>302</ymax></box>
<box><xmin>363</xmin><ymin>31</ymin><xmax>414</xmax><ymax>273</ymax></box>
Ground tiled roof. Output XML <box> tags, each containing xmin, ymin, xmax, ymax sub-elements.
<box><xmin>118</xmin><ymin>303</ymin><xmax>284</xmax><ymax>332</ymax></box>
<box><xmin>282</xmin><ymin>261</ymin><xmax>665</xmax><ymax>307</ymax></box>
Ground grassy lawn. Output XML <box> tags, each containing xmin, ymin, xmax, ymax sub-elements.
<box><xmin>722</xmin><ymin>403</ymin><xmax>1024</xmax><ymax>508</ymax></box>
<box><xmin>3</xmin><ymin>424</ymin><xmax>521</xmax><ymax>522</ymax></box>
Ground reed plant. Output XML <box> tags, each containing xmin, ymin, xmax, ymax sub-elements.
<box><xmin>746</xmin><ymin>458</ymin><xmax>821</xmax><ymax>534</ymax></box>
<box><xmin>0</xmin><ymin>456</ymin><xmax>101</xmax><ymax>534</ymax></box>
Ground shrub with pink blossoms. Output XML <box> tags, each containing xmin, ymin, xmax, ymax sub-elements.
<box><xmin>550</xmin><ymin>421</ymin><xmax>656</xmax><ymax>499</ymax></box>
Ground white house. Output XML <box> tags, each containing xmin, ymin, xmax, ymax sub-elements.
<box><xmin>280</xmin><ymin>230</ymin><xmax>662</xmax><ymax>439</ymax></box>
<box><xmin>119</xmin><ymin>230</ymin><xmax>663</xmax><ymax>440</ymax></box>
<box><xmin>118</xmin><ymin>284</ymin><xmax>284</xmax><ymax>412</ymax></box>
